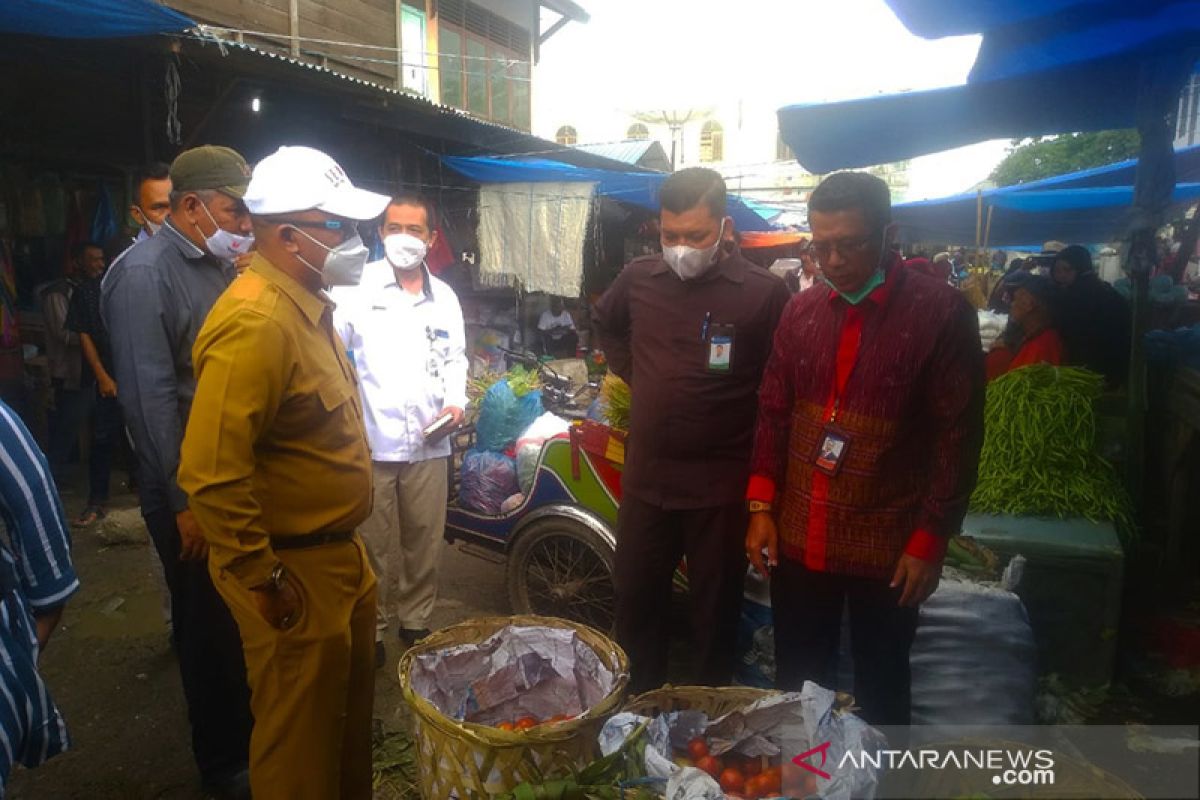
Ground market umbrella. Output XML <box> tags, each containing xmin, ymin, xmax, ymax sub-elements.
<box><xmin>776</xmin><ymin>0</ymin><xmax>1200</xmax><ymax>502</ymax></box>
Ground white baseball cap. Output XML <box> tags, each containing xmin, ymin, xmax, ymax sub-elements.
<box><xmin>244</xmin><ymin>146</ymin><xmax>390</xmax><ymax>221</ymax></box>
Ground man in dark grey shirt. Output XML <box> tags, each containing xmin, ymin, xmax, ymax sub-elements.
<box><xmin>102</xmin><ymin>145</ymin><xmax>255</xmax><ymax>799</ymax></box>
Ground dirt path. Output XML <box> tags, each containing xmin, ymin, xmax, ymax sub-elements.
<box><xmin>7</xmin><ymin>470</ymin><xmax>509</xmax><ymax>800</ymax></box>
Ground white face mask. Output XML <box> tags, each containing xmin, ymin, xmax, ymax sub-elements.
<box><xmin>662</xmin><ymin>219</ymin><xmax>725</xmax><ymax>281</ymax></box>
<box><xmin>383</xmin><ymin>233</ymin><xmax>428</xmax><ymax>271</ymax></box>
<box><xmin>197</xmin><ymin>201</ymin><xmax>254</xmax><ymax>263</ymax></box>
<box><xmin>291</xmin><ymin>226</ymin><xmax>369</xmax><ymax>287</ymax></box>
<box><xmin>135</xmin><ymin>209</ymin><xmax>162</xmax><ymax>237</ymax></box>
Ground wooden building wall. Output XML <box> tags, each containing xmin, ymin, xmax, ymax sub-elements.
<box><xmin>165</xmin><ymin>0</ymin><xmax>424</xmax><ymax>87</ymax></box>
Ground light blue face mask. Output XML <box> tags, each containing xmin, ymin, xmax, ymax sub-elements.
<box><xmin>821</xmin><ymin>228</ymin><xmax>889</xmax><ymax>305</ymax></box>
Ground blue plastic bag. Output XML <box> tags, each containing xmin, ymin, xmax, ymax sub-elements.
<box><xmin>476</xmin><ymin>381</ymin><xmax>544</xmax><ymax>452</ymax></box>
<box><xmin>458</xmin><ymin>449</ymin><xmax>519</xmax><ymax>515</ymax></box>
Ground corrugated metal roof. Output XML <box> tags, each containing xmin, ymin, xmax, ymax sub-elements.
<box><xmin>573</xmin><ymin>140</ymin><xmax>670</xmax><ymax>171</ymax></box>
<box><xmin>191</xmin><ymin>30</ymin><xmax>520</xmax><ymax>133</ymax></box>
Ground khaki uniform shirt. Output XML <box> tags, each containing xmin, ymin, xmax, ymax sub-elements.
<box><xmin>179</xmin><ymin>254</ymin><xmax>372</xmax><ymax>589</ymax></box>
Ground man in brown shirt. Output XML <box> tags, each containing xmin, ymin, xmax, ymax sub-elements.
<box><xmin>179</xmin><ymin>146</ymin><xmax>389</xmax><ymax>799</ymax></box>
<box><xmin>593</xmin><ymin>168</ymin><xmax>790</xmax><ymax>692</ymax></box>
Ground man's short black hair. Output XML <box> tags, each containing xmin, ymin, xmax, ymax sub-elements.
<box><xmin>71</xmin><ymin>240</ymin><xmax>102</xmax><ymax>262</ymax></box>
<box><xmin>809</xmin><ymin>171</ymin><xmax>892</xmax><ymax>232</ymax></box>
<box><xmin>659</xmin><ymin>167</ymin><xmax>726</xmax><ymax>220</ymax></box>
<box><xmin>386</xmin><ymin>192</ymin><xmax>437</xmax><ymax>229</ymax></box>
<box><xmin>1056</xmin><ymin>244</ymin><xmax>1093</xmax><ymax>275</ymax></box>
<box><xmin>135</xmin><ymin>162</ymin><xmax>171</xmax><ymax>190</ymax></box>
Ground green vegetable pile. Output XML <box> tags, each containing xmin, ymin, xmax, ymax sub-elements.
<box><xmin>495</xmin><ymin>722</ymin><xmax>659</xmax><ymax>800</ymax></box>
<box><xmin>969</xmin><ymin>364</ymin><xmax>1136</xmax><ymax>539</ymax></box>
<box><xmin>600</xmin><ymin>375</ymin><xmax>631</xmax><ymax>432</ymax></box>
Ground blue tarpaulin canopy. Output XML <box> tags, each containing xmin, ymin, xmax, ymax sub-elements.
<box><xmin>778</xmin><ymin>2</ymin><xmax>1200</xmax><ymax>173</ymax></box>
<box><xmin>895</xmin><ymin>183</ymin><xmax>1200</xmax><ymax>246</ymax></box>
<box><xmin>440</xmin><ymin>155</ymin><xmax>774</xmax><ymax>231</ymax></box>
<box><xmin>893</xmin><ymin>144</ymin><xmax>1200</xmax><ymax>245</ymax></box>
<box><xmin>0</xmin><ymin>0</ymin><xmax>194</xmax><ymax>38</ymax></box>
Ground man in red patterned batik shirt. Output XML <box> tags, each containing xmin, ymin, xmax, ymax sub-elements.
<box><xmin>745</xmin><ymin>171</ymin><xmax>985</xmax><ymax>726</ymax></box>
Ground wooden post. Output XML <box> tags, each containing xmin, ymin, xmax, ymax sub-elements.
<box><xmin>983</xmin><ymin>205</ymin><xmax>994</xmax><ymax>251</ymax></box>
<box><xmin>288</xmin><ymin>0</ymin><xmax>300</xmax><ymax>57</ymax></box>
<box><xmin>974</xmin><ymin>188</ymin><xmax>983</xmax><ymax>253</ymax></box>
<box><xmin>395</xmin><ymin>0</ymin><xmax>404</xmax><ymax>90</ymax></box>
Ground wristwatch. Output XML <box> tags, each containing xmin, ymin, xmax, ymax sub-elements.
<box><xmin>748</xmin><ymin>500</ymin><xmax>773</xmax><ymax>513</ymax></box>
<box><xmin>253</xmin><ymin>562</ymin><xmax>287</xmax><ymax>593</ymax></box>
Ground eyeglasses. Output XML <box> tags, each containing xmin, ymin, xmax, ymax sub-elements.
<box><xmin>277</xmin><ymin>218</ymin><xmax>360</xmax><ymax>243</ymax></box>
<box><xmin>810</xmin><ymin>236</ymin><xmax>875</xmax><ymax>264</ymax></box>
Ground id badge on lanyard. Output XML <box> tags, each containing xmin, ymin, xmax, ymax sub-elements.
<box><xmin>705</xmin><ymin>322</ymin><xmax>735</xmax><ymax>373</ymax></box>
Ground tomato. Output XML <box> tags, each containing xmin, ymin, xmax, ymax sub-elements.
<box><xmin>686</xmin><ymin>737</ymin><xmax>709</xmax><ymax>760</ymax></box>
<box><xmin>740</xmin><ymin>756</ymin><xmax>762</xmax><ymax>777</ymax></box>
<box><xmin>760</xmin><ymin>765</ymin><xmax>782</xmax><ymax>793</ymax></box>
<box><xmin>801</xmin><ymin>771</ymin><xmax>819</xmax><ymax>797</ymax></box>
<box><xmin>496</xmin><ymin>720</ymin><xmax>514</xmax><ymax>731</ymax></box>
<box><xmin>695</xmin><ymin>754</ymin><xmax>722</xmax><ymax>778</ymax></box>
<box><xmin>719</xmin><ymin>766</ymin><xmax>746</xmax><ymax>793</ymax></box>
<box><xmin>743</xmin><ymin>774</ymin><xmax>768</xmax><ymax>799</ymax></box>
<box><xmin>514</xmin><ymin>716</ymin><xmax>538</xmax><ymax>731</ymax></box>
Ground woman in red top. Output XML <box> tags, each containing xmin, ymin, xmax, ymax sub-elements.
<box><xmin>985</xmin><ymin>272</ymin><xmax>1065</xmax><ymax>381</ymax></box>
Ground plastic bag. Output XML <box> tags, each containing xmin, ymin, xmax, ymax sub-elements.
<box><xmin>910</xmin><ymin>574</ymin><xmax>1037</xmax><ymax>725</ymax></box>
<box><xmin>476</xmin><ymin>380</ymin><xmax>545</xmax><ymax>452</ymax></box>
<box><xmin>515</xmin><ymin>412</ymin><xmax>572</xmax><ymax>492</ymax></box>
<box><xmin>459</xmin><ymin>449</ymin><xmax>520</xmax><ymax>514</ymax></box>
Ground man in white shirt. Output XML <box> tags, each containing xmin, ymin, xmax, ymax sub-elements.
<box><xmin>537</xmin><ymin>295</ymin><xmax>577</xmax><ymax>358</ymax></box>
<box><xmin>332</xmin><ymin>193</ymin><xmax>467</xmax><ymax>667</ymax></box>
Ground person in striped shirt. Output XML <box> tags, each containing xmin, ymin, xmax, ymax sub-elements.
<box><xmin>0</xmin><ymin>399</ymin><xmax>80</xmax><ymax>792</ymax></box>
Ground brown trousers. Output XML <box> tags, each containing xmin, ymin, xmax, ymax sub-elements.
<box><xmin>211</xmin><ymin>536</ymin><xmax>377</xmax><ymax>799</ymax></box>
<box><xmin>614</xmin><ymin>495</ymin><xmax>748</xmax><ymax>694</ymax></box>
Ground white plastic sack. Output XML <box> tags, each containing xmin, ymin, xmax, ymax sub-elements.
<box><xmin>515</xmin><ymin>412</ymin><xmax>571</xmax><ymax>493</ymax></box>
<box><xmin>599</xmin><ymin>682</ymin><xmax>883</xmax><ymax>800</ymax></box>
<box><xmin>910</xmin><ymin>566</ymin><xmax>1037</xmax><ymax>726</ymax></box>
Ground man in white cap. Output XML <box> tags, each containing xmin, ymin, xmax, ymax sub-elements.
<box><xmin>178</xmin><ymin>146</ymin><xmax>389</xmax><ymax>799</ymax></box>
<box><xmin>331</xmin><ymin>191</ymin><xmax>467</xmax><ymax>669</ymax></box>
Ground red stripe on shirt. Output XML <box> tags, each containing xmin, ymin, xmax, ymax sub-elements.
<box><xmin>805</xmin><ymin>302</ymin><xmax>867</xmax><ymax>570</ymax></box>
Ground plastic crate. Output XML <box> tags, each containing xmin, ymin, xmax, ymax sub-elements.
<box><xmin>961</xmin><ymin>513</ymin><xmax>1124</xmax><ymax>688</ymax></box>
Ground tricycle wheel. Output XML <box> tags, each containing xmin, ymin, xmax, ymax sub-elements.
<box><xmin>507</xmin><ymin>516</ymin><xmax>616</xmax><ymax>633</ymax></box>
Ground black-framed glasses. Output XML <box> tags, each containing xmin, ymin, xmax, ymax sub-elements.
<box><xmin>810</xmin><ymin>235</ymin><xmax>875</xmax><ymax>264</ymax></box>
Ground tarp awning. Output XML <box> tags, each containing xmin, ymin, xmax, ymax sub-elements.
<box><xmin>0</xmin><ymin>0</ymin><xmax>195</xmax><ymax>38</ymax></box>
<box><xmin>891</xmin><ymin>145</ymin><xmax>1200</xmax><ymax>246</ymax></box>
<box><xmin>777</xmin><ymin>0</ymin><xmax>1200</xmax><ymax>173</ymax></box>
<box><xmin>441</xmin><ymin>155</ymin><xmax>773</xmax><ymax>231</ymax></box>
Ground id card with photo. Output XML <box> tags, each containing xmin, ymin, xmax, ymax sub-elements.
<box><xmin>707</xmin><ymin>324</ymin><xmax>734</xmax><ymax>372</ymax></box>
<box><xmin>814</xmin><ymin>425</ymin><xmax>849</xmax><ymax>476</ymax></box>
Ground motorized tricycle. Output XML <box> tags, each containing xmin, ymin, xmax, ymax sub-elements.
<box><xmin>443</xmin><ymin>352</ymin><xmax>625</xmax><ymax>633</ymax></box>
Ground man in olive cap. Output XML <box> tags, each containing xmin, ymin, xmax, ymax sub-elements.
<box><xmin>102</xmin><ymin>145</ymin><xmax>254</xmax><ymax>798</ymax></box>
<box><xmin>180</xmin><ymin>146</ymin><xmax>388</xmax><ymax>799</ymax></box>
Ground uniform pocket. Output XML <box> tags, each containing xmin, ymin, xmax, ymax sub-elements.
<box><xmin>318</xmin><ymin>379</ymin><xmax>354</xmax><ymax>412</ymax></box>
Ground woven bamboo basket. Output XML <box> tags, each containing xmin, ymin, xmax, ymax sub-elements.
<box><xmin>398</xmin><ymin>615</ymin><xmax>630</xmax><ymax>799</ymax></box>
<box><xmin>624</xmin><ymin>684</ymin><xmax>857</xmax><ymax>718</ymax></box>
<box><xmin>623</xmin><ymin>684</ymin><xmax>778</xmax><ymax>718</ymax></box>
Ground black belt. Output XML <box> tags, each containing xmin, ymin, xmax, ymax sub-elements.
<box><xmin>270</xmin><ymin>530</ymin><xmax>354</xmax><ymax>551</ymax></box>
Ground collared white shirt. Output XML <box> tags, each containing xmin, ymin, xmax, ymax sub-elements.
<box><xmin>332</xmin><ymin>259</ymin><xmax>468</xmax><ymax>463</ymax></box>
